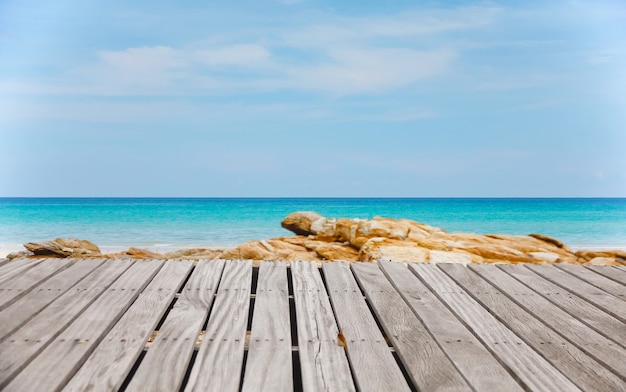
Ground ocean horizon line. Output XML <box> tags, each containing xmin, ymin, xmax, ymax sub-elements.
<box><xmin>1</xmin><ymin>196</ymin><xmax>626</xmax><ymax>200</ymax></box>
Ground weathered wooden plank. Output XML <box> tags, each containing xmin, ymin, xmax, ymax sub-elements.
<box><xmin>0</xmin><ymin>259</ymin><xmax>105</xmax><ymax>340</ymax></box>
<box><xmin>0</xmin><ymin>258</ymin><xmax>44</xmax><ymax>285</ymax></box>
<box><xmin>0</xmin><ymin>258</ymin><xmax>73</xmax><ymax>311</ymax></box>
<box><xmin>443</xmin><ymin>263</ymin><xmax>624</xmax><ymax>392</ymax></box>
<box><xmin>555</xmin><ymin>263</ymin><xmax>625</xmax><ymax>300</ymax></box>
<box><xmin>500</xmin><ymin>263</ymin><xmax>626</xmax><ymax>348</ymax></box>
<box><xmin>410</xmin><ymin>263</ymin><xmax>581</xmax><ymax>392</ymax></box>
<box><xmin>352</xmin><ymin>262</ymin><xmax>471</xmax><ymax>391</ymax></box>
<box><xmin>379</xmin><ymin>260</ymin><xmax>523</xmax><ymax>392</ymax></box>
<box><xmin>126</xmin><ymin>259</ymin><xmax>226</xmax><ymax>392</ymax></box>
<box><xmin>5</xmin><ymin>260</ymin><xmax>164</xmax><ymax>392</ymax></box>
<box><xmin>64</xmin><ymin>259</ymin><xmax>194</xmax><ymax>392</ymax></box>
<box><xmin>586</xmin><ymin>265</ymin><xmax>626</xmax><ymax>285</ymax></box>
<box><xmin>0</xmin><ymin>259</ymin><xmax>134</xmax><ymax>388</ymax></box>
<box><xmin>242</xmin><ymin>262</ymin><xmax>292</xmax><ymax>392</ymax></box>
<box><xmin>291</xmin><ymin>261</ymin><xmax>355</xmax><ymax>392</ymax></box>
<box><xmin>471</xmin><ymin>264</ymin><xmax>626</xmax><ymax>388</ymax></box>
<box><xmin>184</xmin><ymin>259</ymin><xmax>252</xmax><ymax>392</ymax></box>
<box><xmin>0</xmin><ymin>258</ymin><xmax>9</xmax><ymax>268</ymax></box>
<box><xmin>323</xmin><ymin>261</ymin><xmax>410</xmax><ymax>392</ymax></box>
<box><xmin>527</xmin><ymin>264</ymin><xmax>626</xmax><ymax>323</ymax></box>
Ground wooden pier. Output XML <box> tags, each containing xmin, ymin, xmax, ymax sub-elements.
<box><xmin>0</xmin><ymin>257</ymin><xmax>624</xmax><ymax>391</ymax></box>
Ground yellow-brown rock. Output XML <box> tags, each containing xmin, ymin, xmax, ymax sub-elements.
<box><xmin>428</xmin><ymin>250</ymin><xmax>475</xmax><ymax>265</ymax></box>
<box><xmin>163</xmin><ymin>248</ymin><xmax>223</xmax><ymax>260</ymax></box>
<box><xmin>585</xmin><ymin>257</ymin><xmax>620</xmax><ymax>266</ymax></box>
<box><xmin>281</xmin><ymin>211</ymin><xmax>324</xmax><ymax>236</ymax></box>
<box><xmin>529</xmin><ymin>233</ymin><xmax>570</xmax><ymax>250</ymax></box>
<box><xmin>359</xmin><ymin>238</ymin><xmax>429</xmax><ymax>262</ymax></box>
<box><xmin>335</xmin><ymin>218</ymin><xmax>357</xmax><ymax>242</ymax></box>
<box><xmin>575</xmin><ymin>249</ymin><xmax>626</xmax><ymax>263</ymax></box>
<box><xmin>460</xmin><ymin>245</ymin><xmax>533</xmax><ymax>264</ymax></box>
<box><xmin>220</xmin><ymin>241</ymin><xmax>273</xmax><ymax>260</ymax></box>
<box><xmin>313</xmin><ymin>243</ymin><xmax>359</xmax><ymax>261</ymax></box>
<box><xmin>220</xmin><ymin>239</ymin><xmax>318</xmax><ymax>262</ymax></box>
<box><xmin>528</xmin><ymin>252</ymin><xmax>561</xmax><ymax>264</ymax></box>
<box><xmin>24</xmin><ymin>238</ymin><xmax>101</xmax><ymax>258</ymax></box>
<box><xmin>117</xmin><ymin>247</ymin><xmax>163</xmax><ymax>259</ymax></box>
<box><xmin>350</xmin><ymin>218</ymin><xmax>421</xmax><ymax>249</ymax></box>
<box><xmin>310</xmin><ymin>218</ymin><xmax>338</xmax><ymax>241</ymax></box>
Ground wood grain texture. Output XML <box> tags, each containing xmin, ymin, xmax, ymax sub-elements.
<box><xmin>0</xmin><ymin>259</ymin><xmax>105</xmax><ymax>340</ymax></box>
<box><xmin>0</xmin><ymin>258</ymin><xmax>9</xmax><ymax>268</ymax></box>
<box><xmin>0</xmin><ymin>258</ymin><xmax>73</xmax><ymax>311</ymax></box>
<box><xmin>126</xmin><ymin>259</ymin><xmax>226</xmax><ymax>392</ymax></box>
<box><xmin>291</xmin><ymin>261</ymin><xmax>355</xmax><ymax>392</ymax></box>
<box><xmin>0</xmin><ymin>259</ymin><xmax>134</xmax><ymax>389</ymax></box>
<box><xmin>554</xmin><ymin>263</ymin><xmax>625</xmax><ymax>300</ymax></box>
<box><xmin>586</xmin><ymin>265</ymin><xmax>626</xmax><ymax>285</ymax></box>
<box><xmin>500</xmin><ymin>263</ymin><xmax>626</xmax><ymax>348</ymax></box>
<box><xmin>379</xmin><ymin>260</ymin><xmax>523</xmax><ymax>392</ymax></box>
<box><xmin>410</xmin><ymin>263</ymin><xmax>582</xmax><ymax>392</ymax></box>
<box><xmin>527</xmin><ymin>264</ymin><xmax>626</xmax><ymax>323</ymax></box>
<box><xmin>352</xmin><ymin>262</ymin><xmax>471</xmax><ymax>391</ymax></box>
<box><xmin>470</xmin><ymin>264</ymin><xmax>625</xmax><ymax>389</ymax></box>
<box><xmin>5</xmin><ymin>261</ymin><xmax>164</xmax><ymax>392</ymax></box>
<box><xmin>242</xmin><ymin>262</ymin><xmax>292</xmax><ymax>392</ymax></box>
<box><xmin>184</xmin><ymin>260</ymin><xmax>252</xmax><ymax>392</ymax></box>
<box><xmin>0</xmin><ymin>258</ymin><xmax>44</xmax><ymax>285</ymax></box>
<box><xmin>322</xmin><ymin>261</ymin><xmax>410</xmax><ymax>392</ymax></box>
<box><xmin>64</xmin><ymin>259</ymin><xmax>194</xmax><ymax>392</ymax></box>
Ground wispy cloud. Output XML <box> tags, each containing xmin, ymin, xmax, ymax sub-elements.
<box><xmin>285</xmin><ymin>48</ymin><xmax>455</xmax><ymax>94</ymax></box>
<box><xmin>512</xmin><ymin>99</ymin><xmax>562</xmax><ymax>111</ymax></box>
<box><xmin>0</xmin><ymin>6</ymin><xmax>502</xmax><ymax>97</ymax></box>
<box><xmin>278</xmin><ymin>0</ymin><xmax>304</xmax><ymax>5</ymax></box>
<box><xmin>194</xmin><ymin>44</ymin><xmax>273</xmax><ymax>68</ymax></box>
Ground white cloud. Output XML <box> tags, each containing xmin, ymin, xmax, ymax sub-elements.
<box><xmin>98</xmin><ymin>46</ymin><xmax>183</xmax><ymax>71</ymax></box>
<box><xmin>286</xmin><ymin>48</ymin><xmax>455</xmax><ymax>94</ymax></box>
<box><xmin>474</xmin><ymin>73</ymin><xmax>552</xmax><ymax>91</ymax></box>
<box><xmin>512</xmin><ymin>99</ymin><xmax>562</xmax><ymax>111</ymax></box>
<box><xmin>278</xmin><ymin>0</ymin><xmax>304</xmax><ymax>5</ymax></box>
<box><xmin>282</xmin><ymin>7</ymin><xmax>501</xmax><ymax>47</ymax></box>
<box><xmin>371</xmin><ymin>108</ymin><xmax>438</xmax><ymax>122</ymax></box>
<box><xmin>194</xmin><ymin>44</ymin><xmax>273</xmax><ymax>67</ymax></box>
<box><xmin>0</xmin><ymin>6</ymin><xmax>505</xmax><ymax>97</ymax></box>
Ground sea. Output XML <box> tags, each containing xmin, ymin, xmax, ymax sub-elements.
<box><xmin>1</xmin><ymin>198</ymin><xmax>625</xmax><ymax>257</ymax></box>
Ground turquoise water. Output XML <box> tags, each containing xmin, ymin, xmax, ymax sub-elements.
<box><xmin>1</xmin><ymin>198</ymin><xmax>625</xmax><ymax>255</ymax></box>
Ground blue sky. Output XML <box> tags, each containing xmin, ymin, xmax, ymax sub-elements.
<box><xmin>1</xmin><ymin>0</ymin><xmax>625</xmax><ymax>197</ymax></box>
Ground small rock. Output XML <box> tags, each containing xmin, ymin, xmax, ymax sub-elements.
<box><xmin>23</xmin><ymin>238</ymin><xmax>101</xmax><ymax>258</ymax></box>
<box><xmin>7</xmin><ymin>251</ymin><xmax>34</xmax><ymax>260</ymax></box>
<box><xmin>429</xmin><ymin>250</ymin><xmax>473</xmax><ymax>265</ymax></box>
<box><xmin>586</xmin><ymin>257</ymin><xmax>619</xmax><ymax>266</ymax></box>
<box><xmin>529</xmin><ymin>251</ymin><xmax>561</xmax><ymax>264</ymax></box>
<box><xmin>163</xmin><ymin>248</ymin><xmax>223</xmax><ymax>260</ymax></box>
<box><xmin>281</xmin><ymin>211</ymin><xmax>325</xmax><ymax>236</ymax></box>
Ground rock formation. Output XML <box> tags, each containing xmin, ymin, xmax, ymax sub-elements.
<box><xmin>7</xmin><ymin>212</ymin><xmax>625</xmax><ymax>266</ymax></box>
<box><xmin>23</xmin><ymin>238</ymin><xmax>101</xmax><ymax>258</ymax></box>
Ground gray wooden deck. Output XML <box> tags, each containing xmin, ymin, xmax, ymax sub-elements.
<box><xmin>0</xmin><ymin>258</ymin><xmax>624</xmax><ymax>391</ymax></box>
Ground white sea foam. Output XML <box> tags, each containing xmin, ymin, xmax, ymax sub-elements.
<box><xmin>0</xmin><ymin>244</ymin><xmax>26</xmax><ymax>258</ymax></box>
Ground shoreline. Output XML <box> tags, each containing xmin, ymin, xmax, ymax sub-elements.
<box><xmin>3</xmin><ymin>242</ymin><xmax>626</xmax><ymax>260</ymax></box>
<box><xmin>3</xmin><ymin>211</ymin><xmax>626</xmax><ymax>265</ymax></box>
<box><xmin>0</xmin><ymin>243</ymin><xmax>236</xmax><ymax>259</ymax></box>
<box><xmin>3</xmin><ymin>243</ymin><xmax>626</xmax><ymax>261</ymax></box>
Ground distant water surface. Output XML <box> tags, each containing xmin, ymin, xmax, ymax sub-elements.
<box><xmin>0</xmin><ymin>198</ymin><xmax>625</xmax><ymax>256</ymax></box>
